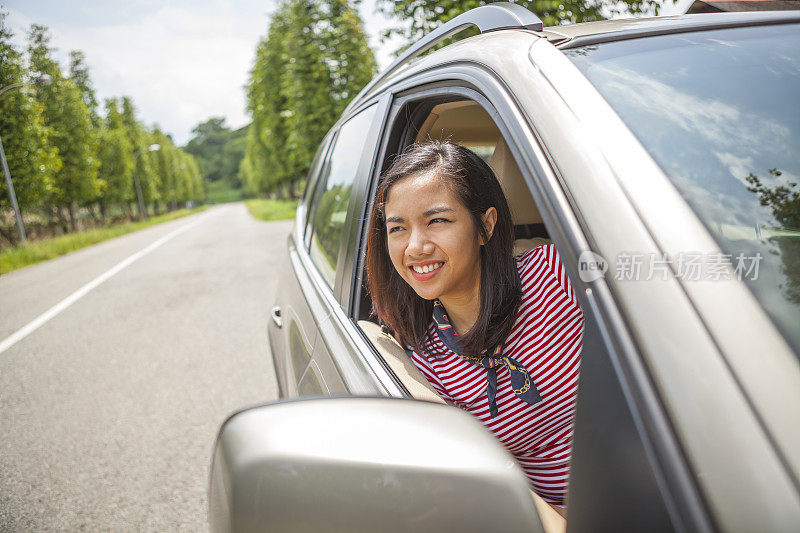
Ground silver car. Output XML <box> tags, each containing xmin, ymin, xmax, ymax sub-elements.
<box><xmin>210</xmin><ymin>5</ymin><xmax>800</xmax><ymax>532</ymax></box>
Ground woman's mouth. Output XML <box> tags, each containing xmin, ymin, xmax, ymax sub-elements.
<box><xmin>409</xmin><ymin>262</ymin><xmax>443</xmax><ymax>281</ymax></box>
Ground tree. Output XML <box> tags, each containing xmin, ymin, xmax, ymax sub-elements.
<box><xmin>221</xmin><ymin>127</ymin><xmax>246</xmax><ymax>189</ymax></box>
<box><xmin>120</xmin><ymin>96</ymin><xmax>158</xmax><ymax>216</ymax></box>
<box><xmin>245</xmin><ymin>3</ymin><xmax>293</xmax><ymax>197</ymax></box>
<box><xmin>324</xmin><ymin>0</ymin><xmax>377</xmax><ymax>110</ymax></box>
<box><xmin>184</xmin><ymin>117</ymin><xmax>233</xmax><ymax>183</ymax></box>
<box><xmin>378</xmin><ymin>0</ymin><xmax>677</xmax><ymax>44</ymax></box>
<box><xmin>0</xmin><ymin>11</ymin><xmax>59</xmax><ymax>240</ymax></box>
<box><xmin>95</xmin><ymin>99</ymin><xmax>134</xmax><ymax>219</ymax></box>
<box><xmin>68</xmin><ymin>50</ymin><xmax>99</xmax><ymax>128</ymax></box>
<box><xmin>183</xmin><ymin>154</ymin><xmax>204</xmax><ymax>204</ymax></box>
<box><xmin>28</xmin><ymin>24</ymin><xmax>99</xmax><ymax>231</ymax></box>
<box><xmin>746</xmin><ymin>168</ymin><xmax>800</xmax><ymax>304</ymax></box>
<box><xmin>149</xmin><ymin>127</ymin><xmax>181</xmax><ymax>211</ymax></box>
<box><xmin>244</xmin><ymin>0</ymin><xmax>377</xmax><ymax>197</ymax></box>
<box><xmin>280</xmin><ymin>0</ymin><xmax>339</xmax><ymax>187</ymax></box>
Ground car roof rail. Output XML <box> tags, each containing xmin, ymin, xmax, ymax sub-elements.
<box><xmin>344</xmin><ymin>2</ymin><xmax>544</xmax><ymax>113</ymax></box>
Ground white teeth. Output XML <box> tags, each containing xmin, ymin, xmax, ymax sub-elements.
<box><xmin>412</xmin><ymin>262</ymin><xmax>442</xmax><ymax>274</ymax></box>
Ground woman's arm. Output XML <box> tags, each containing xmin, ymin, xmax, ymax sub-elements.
<box><xmin>530</xmin><ymin>489</ymin><xmax>567</xmax><ymax>533</ymax></box>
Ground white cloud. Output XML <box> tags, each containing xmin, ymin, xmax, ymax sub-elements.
<box><xmin>59</xmin><ymin>3</ymin><xmax>273</xmax><ymax>144</ymax></box>
<box><xmin>5</xmin><ymin>1</ymin><xmax>277</xmax><ymax>144</ymax></box>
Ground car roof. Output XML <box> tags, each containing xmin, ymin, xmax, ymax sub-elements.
<box><xmin>542</xmin><ymin>10</ymin><xmax>800</xmax><ymax>48</ymax></box>
<box><xmin>345</xmin><ymin>10</ymin><xmax>800</xmax><ymax>114</ymax></box>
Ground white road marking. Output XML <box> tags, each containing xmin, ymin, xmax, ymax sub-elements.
<box><xmin>0</xmin><ymin>209</ymin><xmax>218</xmax><ymax>355</ymax></box>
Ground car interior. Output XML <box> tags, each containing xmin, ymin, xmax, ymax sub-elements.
<box><xmin>355</xmin><ymin>98</ymin><xmax>555</xmax><ymax>405</ymax></box>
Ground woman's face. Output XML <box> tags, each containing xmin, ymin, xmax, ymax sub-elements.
<box><xmin>384</xmin><ymin>170</ymin><xmax>496</xmax><ymax>305</ymax></box>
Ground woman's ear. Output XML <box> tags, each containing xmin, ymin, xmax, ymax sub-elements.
<box><xmin>480</xmin><ymin>207</ymin><xmax>498</xmax><ymax>245</ymax></box>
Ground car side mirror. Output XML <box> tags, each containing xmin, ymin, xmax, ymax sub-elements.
<box><xmin>209</xmin><ymin>397</ymin><xmax>544</xmax><ymax>533</ymax></box>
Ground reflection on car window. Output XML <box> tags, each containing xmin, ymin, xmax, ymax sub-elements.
<box><xmin>566</xmin><ymin>24</ymin><xmax>800</xmax><ymax>355</ymax></box>
<box><xmin>309</xmin><ymin>105</ymin><xmax>378</xmax><ymax>287</ymax></box>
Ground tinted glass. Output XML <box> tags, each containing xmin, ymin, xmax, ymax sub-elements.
<box><xmin>566</xmin><ymin>24</ymin><xmax>800</xmax><ymax>355</ymax></box>
<box><xmin>303</xmin><ymin>135</ymin><xmax>333</xmax><ymax>246</ymax></box>
<box><xmin>304</xmin><ymin>135</ymin><xmax>332</xmax><ymax>216</ymax></box>
<box><xmin>309</xmin><ymin>105</ymin><xmax>377</xmax><ymax>287</ymax></box>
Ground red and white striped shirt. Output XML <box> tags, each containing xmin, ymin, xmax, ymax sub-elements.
<box><xmin>410</xmin><ymin>244</ymin><xmax>584</xmax><ymax>507</ymax></box>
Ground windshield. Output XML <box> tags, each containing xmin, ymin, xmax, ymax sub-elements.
<box><xmin>565</xmin><ymin>23</ymin><xmax>800</xmax><ymax>355</ymax></box>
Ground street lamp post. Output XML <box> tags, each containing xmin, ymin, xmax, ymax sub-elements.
<box><xmin>132</xmin><ymin>143</ymin><xmax>160</xmax><ymax>221</ymax></box>
<box><xmin>0</xmin><ymin>81</ymin><xmax>27</xmax><ymax>243</ymax></box>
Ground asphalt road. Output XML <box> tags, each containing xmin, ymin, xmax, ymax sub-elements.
<box><xmin>0</xmin><ymin>203</ymin><xmax>289</xmax><ymax>531</ymax></box>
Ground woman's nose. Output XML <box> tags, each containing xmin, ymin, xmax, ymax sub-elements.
<box><xmin>406</xmin><ymin>227</ymin><xmax>433</xmax><ymax>256</ymax></box>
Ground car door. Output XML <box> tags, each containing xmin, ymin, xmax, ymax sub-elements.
<box><xmin>269</xmin><ymin>133</ymin><xmax>334</xmax><ymax>398</ymax></box>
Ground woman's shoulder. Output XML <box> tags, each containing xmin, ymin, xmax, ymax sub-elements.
<box><xmin>515</xmin><ymin>243</ymin><xmax>580</xmax><ymax>307</ymax></box>
<box><xmin>514</xmin><ymin>242</ymin><xmax>552</xmax><ymax>270</ymax></box>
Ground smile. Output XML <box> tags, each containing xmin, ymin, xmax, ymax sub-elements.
<box><xmin>411</xmin><ymin>262</ymin><xmax>443</xmax><ymax>274</ymax></box>
<box><xmin>409</xmin><ymin>262</ymin><xmax>443</xmax><ymax>280</ymax></box>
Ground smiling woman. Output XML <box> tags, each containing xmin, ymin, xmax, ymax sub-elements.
<box><xmin>364</xmin><ymin>141</ymin><xmax>585</xmax><ymax>511</ymax></box>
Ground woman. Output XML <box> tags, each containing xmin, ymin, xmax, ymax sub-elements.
<box><xmin>365</xmin><ymin>141</ymin><xmax>584</xmax><ymax>514</ymax></box>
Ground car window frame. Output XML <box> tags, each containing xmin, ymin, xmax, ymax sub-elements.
<box><xmin>349</xmin><ymin>68</ymin><xmax>712</xmax><ymax>531</ymax></box>
<box><xmin>333</xmin><ymin>97</ymin><xmax>393</xmax><ymax>307</ymax></box>
<box><xmin>303</xmin><ymin>103</ymin><xmax>382</xmax><ymax>294</ymax></box>
<box><xmin>288</xmin><ymin>96</ymin><xmax>405</xmax><ymax>397</ymax></box>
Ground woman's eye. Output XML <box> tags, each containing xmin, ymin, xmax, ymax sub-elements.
<box><xmin>388</xmin><ymin>226</ymin><xmax>403</xmax><ymax>234</ymax></box>
<box><xmin>429</xmin><ymin>218</ymin><xmax>450</xmax><ymax>225</ymax></box>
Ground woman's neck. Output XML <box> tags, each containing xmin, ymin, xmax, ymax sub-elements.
<box><xmin>440</xmin><ymin>289</ymin><xmax>481</xmax><ymax>336</ymax></box>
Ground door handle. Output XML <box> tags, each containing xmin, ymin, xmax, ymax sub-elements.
<box><xmin>271</xmin><ymin>306</ymin><xmax>283</xmax><ymax>328</ymax></box>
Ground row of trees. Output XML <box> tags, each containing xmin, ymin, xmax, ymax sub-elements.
<box><xmin>241</xmin><ymin>0</ymin><xmax>377</xmax><ymax>198</ymax></box>
<box><xmin>241</xmin><ymin>0</ymin><xmax>673</xmax><ymax>199</ymax></box>
<box><xmin>0</xmin><ymin>13</ymin><xmax>203</xmax><ymax>245</ymax></box>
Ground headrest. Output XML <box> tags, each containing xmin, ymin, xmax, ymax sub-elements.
<box><xmin>490</xmin><ymin>139</ymin><xmax>542</xmax><ymax>225</ymax></box>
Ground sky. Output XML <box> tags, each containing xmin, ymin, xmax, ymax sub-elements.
<box><xmin>3</xmin><ymin>0</ymin><xmax>691</xmax><ymax>146</ymax></box>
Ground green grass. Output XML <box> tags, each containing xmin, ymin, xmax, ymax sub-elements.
<box><xmin>0</xmin><ymin>206</ymin><xmax>208</xmax><ymax>275</ymax></box>
<box><xmin>245</xmin><ymin>199</ymin><xmax>298</xmax><ymax>222</ymax></box>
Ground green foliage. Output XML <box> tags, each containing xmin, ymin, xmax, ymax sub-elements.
<box><xmin>280</xmin><ymin>1</ymin><xmax>339</xmax><ymax>182</ymax></box>
<box><xmin>146</xmin><ymin>128</ymin><xmax>205</xmax><ymax>209</ymax></box>
<box><xmin>243</xmin><ymin>0</ymin><xmax>377</xmax><ymax>197</ymax></box>
<box><xmin>312</xmin><ymin>183</ymin><xmax>351</xmax><ymax>267</ymax></box>
<box><xmin>120</xmin><ymin>96</ymin><xmax>159</xmax><ymax>210</ymax></box>
<box><xmin>746</xmin><ymin>168</ymin><xmax>800</xmax><ymax>303</ymax></box>
<box><xmin>96</xmin><ymin>98</ymin><xmax>134</xmax><ymax>207</ymax></box>
<box><xmin>28</xmin><ymin>24</ymin><xmax>100</xmax><ymax>229</ymax></box>
<box><xmin>207</xmin><ymin>178</ymin><xmax>245</xmax><ymax>204</ymax></box>
<box><xmin>243</xmin><ymin>6</ymin><xmax>292</xmax><ymax>197</ymax></box>
<box><xmin>324</xmin><ymin>0</ymin><xmax>378</xmax><ymax>105</ymax></box>
<box><xmin>68</xmin><ymin>50</ymin><xmax>99</xmax><ymax>127</ymax></box>
<box><xmin>0</xmin><ymin>11</ymin><xmax>59</xmax><ymax>211</ymax></box>
<box><xmin>150</xmin><ymin>127</ymin><xmax>178</xmax><ymax>207</ymax></box>
<box><xmin>96</xmin><ymin>123</ymin><xmax>133</xmax><ymax>206</ymax></box>
<box><xmin>378</xmin><ymin>0</ymin><xmax>678</xmax><ymax>42</ymax></box>
<box><xmin>184</xmin><ymin>117</ymin><xmax>246</xmax><ymax>190</ymax></box>
<box><xmin>0</xmin><ymin>15</ymin><xmax>205</xmax><ymax>247</ymax></box>
<box><xmin>221</xmin><ymin>127</ymin><xmax>246</xmax><ymax>188</ymax></box>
